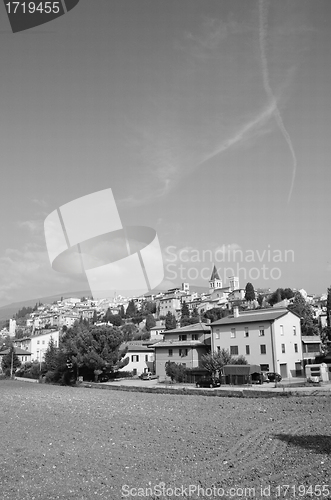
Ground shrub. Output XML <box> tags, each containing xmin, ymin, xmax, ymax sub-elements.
<box><xmin>15</xmin><ymin>361</ymin><xmax>44</xmax><ymax>379</ymax></box>
<box><xmin>165</xmin><ymin>361</ymin><xmax>187</xmax><ymax>383</ymax></box>
<box><xmin>107</xmin><ymin>371</ymin><xmax>133</xmax><ymax>379</ymax></box>
<box><xmin>45</xmin><ymin>371</ymin><xmax>57</xmax><ymax>384</ymax></box>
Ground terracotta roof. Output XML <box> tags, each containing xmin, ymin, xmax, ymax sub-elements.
<box><xmin>0</xmin><ymin>348</ymin><xmax>31</xmax><ymax>355</ymax></box>
<box><xmin>210</xmin><ymin>309</ymin><xmax>290</xmax><ymax>325</ymax></box>
<box><xmin>301</xmin><ymin>336</ymin><xmax>322</xmax><ymax>343</ymax></box>
<box><xmin>163</xmin><ymin>322</ymin><xmax>211</xmax><ymax>335</ymax></box>
<box><xmin>153</xmin><ymin>340</ymin><xmax>207</xmax><ymax>348</ymax></box>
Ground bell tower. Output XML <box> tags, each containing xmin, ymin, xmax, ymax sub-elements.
<box><xmin>209</xmin><ymin>265</ymin><xmax>222</xmax><ymax>293</ymax></box>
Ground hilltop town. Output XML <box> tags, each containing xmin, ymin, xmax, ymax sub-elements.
<box><xmin>0</xmin><ymin>265</ymin><xmax>330</xmax><ymax>383</ymax></box>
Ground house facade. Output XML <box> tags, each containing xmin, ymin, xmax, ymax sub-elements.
<box><xmin>14</xmin><ymin>330</ymin><xmax>60</xmax><ymax>363</ymax></box>
<box><xmin>301</xmin><ymin>336</ymin><xmax>323</xmax><ymax>365</ymax></box>
<box><xmin>0</xmin><ymin>347</ymin><xmax>32</xmax><ymax>367</ymax></box>
<box><xmin>119</xmin><ymin>341</ymin><xmax>155</xmax><ymax>376</ymax></box>
<box><xmin>153</xmin><ymin>322</ymin><xmax>211</xmax><ymax>380</ymax></box>
<box><xmin>149</xmin><ymin>326</ymin><xmax>165</xmax><ymax>341</ymax></box>
<box><xmin>211</xmin><ymin>308</ymin><xmax>303</xmax><ymax>378</ymax></box>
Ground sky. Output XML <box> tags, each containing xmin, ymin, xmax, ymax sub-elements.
<box><xmin>0</xmin><ymin>0</ymin><xmax>331</xmax><ymax>307</ymax></box>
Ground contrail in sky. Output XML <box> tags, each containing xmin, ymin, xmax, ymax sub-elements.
<box><xmin>259</xmin><ymin>0</ymin><xmax>297</xmax><ymax>203</ymax></box>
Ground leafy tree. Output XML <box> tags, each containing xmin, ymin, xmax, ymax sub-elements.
<box><xmin>15</xmin><ymin>306</ymin><xmax>34</xmax><ymax>319</ymax></box>
<box><xmin>233</xmin><ymin>355</ymin><xmax>248</xmax><ymax>365</ymax></box>
<box><xmin>119</xmin><ymin>305</ymin><xmax>125</xmax><ymax>318</ymax></box>
<box><xmin>120</xmin><ymin>323</ymin><xmax>137</xmax><ymax>341</ymax></box>
<box><xmin>245</xmin><ymin>283</ymin><xmax>255</xmax><ymax>302</ymax></box>
<box><xmin>103</xmin><ymin>308</ymin><xmax>123</xmax><ymax>326</ymax></box>
<box><xmin>165</xmin><ymin>311</ymin><xmax>177</xmax><ymax>330</ymax></box>
<box><xmin>140</xmin><ymin>301</ymin><xmax>156</xmax><ymax>316</ymax></box>
<box><xmin>201</xmin><ymin>349</ymin><xmax>247</xmax><ymax>376</ymax></box>
<box><xmin>126</xmin><ymin>300</ymin><xmax>137</xmax><ymax>318</ymax></box>
<box><xmin>131</xmin><ymin>313</ymin><xmax>144</xmax><ymax>325</ymax></box>
<box><xmin>180</xmin><ymin>301</ymin><xmax>191</xmax><ymax>327</ymax></box>
<box><xmin>268</xmin><ymin>287</ymin><xmax>294</xmax><ymax>306</ymax></box>
<box><xmin>91</xmin><ymin>310</ymin><xmax>98</xmax><ymax>324</ymax></box>
<box><xmin>181</xmin><ymin>301</ymin><xmax>190</xmax><ymax>317</ymax></box>
<box><xmin>133</xmin><ymin>329</ymin><xmax>150</xmax><ymax>341</ymax></box>
<box><xmin>0</xmin><ymin>336</ymin><xmax>13</xmax><ymax>351</ymax></box>
<box><xmin>64</xmin><ymin>324</ymin><xmax>126</xmax><ymax>379</ymax></box>
<box><xmin>145</xmin><ymin>314</ymin><xmax>156</xmax><ymax>332</ymax></box>
<box><xmin>288</xmin><ymin>292</ymin><xmax>319</xmax><ymax>335</ymax></box>
<box><xmin>44</xmin><ymin>337</ymin><xmax>58</xmax><ymax>372</ymax></box>
<box><xmin>1</xmin><ymin>346</ymin><xmax>21</xmax><ymax>375</ymax></box>
<box><xmin>257</xmin><ymin>294</ymin><xmax>264</xmax><ymax>307</ymax></box>
<box><xmin>203</xmin><ymin>308</ymin><xmax>230</xmax><ymax>323</ymax></box>
<box><xmin>165</xmin><ymin>361</ymin><xmax>186</xmax><ymax>383</ymax></box>
<box><xmin>187</xmin><ymin>308</ymin><xmax>200</xmax><ymax>325</ymax></box>
<box><xmin>191</xmin><ymin>307</ymin><xmax>199</xmax><ymax>318</ymax></box>
<box><xmin>321</xmin><ymin>326</ymin><xmax>331</xmax><ymax>347</ymax></box>
<box><xmin>327</xmin><ymin>287</ymin><xmax>331</xmax><ymax>329</ymax></box>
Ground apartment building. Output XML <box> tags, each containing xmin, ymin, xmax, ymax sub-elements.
<box><xmin>211</xmin><ymin>308</ymin><xmax>303</xmax><ymax>378</ymax></box>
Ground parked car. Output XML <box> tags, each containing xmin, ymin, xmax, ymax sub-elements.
<box><xmin>263</xmin><ymin>372</ymin><xmax>282</xmax><ymax>382</ymax></box>
<box><xmin>140</xmin><ymin>372</ymin><xmax>158</xmax><ymax>380</ymax></box>
<box><xmin>98</xmin><ymin>374</ymin><xmax>109</xmax><ymax>383</ymax></box>
<box><xmin>196</xmin><ymin>376</ymin><xmax>221</xmax><ymax>388</ymax></box>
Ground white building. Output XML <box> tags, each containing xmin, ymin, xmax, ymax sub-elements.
<box><xmin>119</xmin><ymin>341</ymin><xmax>154</xmax><ymax>376</ymax></box>
<box><xmin>14</xmin><ymin>330</ymin><xmax>60</xmax><ymax>363</ymax></box>
<box><xmin>211</xmin><ymin>308</ymin><xmax>303</xmax><ymax>378</ymax></box>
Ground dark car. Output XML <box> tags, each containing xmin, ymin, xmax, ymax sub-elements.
<box><xmin>196</xmin><ymin>376</ymin><xmax>221</xmax><ymax>388</ymax></box>
<box><xmin>98</xmin><ymin>374</ymin><xmax>109</xmax><ymax>383</ymax></box>
<box><xmin>264</xmin><ymin>372</ymin><xmax>282</xmax><ymax>382</ymax></box>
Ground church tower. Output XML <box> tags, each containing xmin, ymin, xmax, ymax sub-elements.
<box><xmin>209</xmin><ymin>265</ymin><xmax>222</xmax><ymax>294</ymax></box>
<box><xmin>228</xmin><ymin>276</ymin><xmax>239</xmax><ymax>292</ymax></box>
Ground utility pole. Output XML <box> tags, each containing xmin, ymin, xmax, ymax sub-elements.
<box><xmin>10</xmin><ymin>347</ymin><xmax>14</xmax><ymax>378</ymax></box>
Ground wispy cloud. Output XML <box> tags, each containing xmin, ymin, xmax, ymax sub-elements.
<box><xmin>258</xmin><ymin>0</ymin><xmax>297</xmax><ymax>203</ymax></box>
<box><xmin>182</xmin><ymin>16</ymin><xmax>252</xmax><ymax>58</ymax></box>
<box><xmin>0</xmin><ymin>243</ymin><xmax>87</xmax><ymax>307</ymax></box>
<box><xmin>17</xmin><ymin>219</ymin><xmax>43</xmax><ymax>234</ymax></box>
<box><xmin>200</xmin><ymin>100</ymin><xmax>276</xmax><ymax>165</ymax></box>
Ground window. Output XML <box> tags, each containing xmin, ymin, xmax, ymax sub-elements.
<box><xmin>307</xmin><ymin>344</ymin><xmax>320</xmax><ymax>353</ymax></box>
<box><xmin>37</xmin><ymin>340</ymin><xmax>40</xmax><ymax>344</ymax></box>
<box><xmin>230</xmin><ymin>346</ymin><xmax>238</xmax><ymax>355</ymax></box>
<box><xmin>215</xmin><ymin>329</ymin><xmax>220</xmax><ymax>339</ymax></box>
<box><xmin>217</xmin><ymin>346</ymin><xmax>220</xmax><ymax>351</ymax></box>
<box><xmin>145</xmin><ymin>354</ymin><xmax>149</xmax><ymax>362</ymax></box>
<box><xmin>260</xmin><ymin>364</ymin><xmax>269</xmax><ymax>372</ymax></box>
<box><xmin>179</xmin><ymin>334</ymin><xmax>187</xmax><ymax>341</ymax></box>
<box><xmin>293</xmin><ymin>326</ymin><xmax>296</xmax><ymax>336</ymax></box>
<box><xmin>168</xmin><ymin>349</ymin><xmax>173</xmax><ymax>357</ymax></box>
<box><xmin>259</xmin><ymin>327</ymin><xmax>265</xmax><ymax>337</ymax></box>
<box><xmin>231</xmin><ymin>328</ymin><xmax>236</xmax><ymax>338</ymax></box>
<box><xmin>131</xmin><ymin>355</ymin><xmax>139</xmax><ymax>362</ymax></box>
<box><xmin>42</xmin><ymin>340</ymin><xmax>45</xmax><ymax>344</ymax></box>
<box><xmin>294</xmin><ymin>344</ymin><xmax>298</xmax><ymax>353</ymax></box>
<box><xmin>280</xmin><ymin>325</ymin><xmax>284</xmax><ymax>336</ymax></box>
<box><xmin>244</xmin><ymin>327</ymin><xmax>249</xmax><ymax>338</ymax></box>
<box><xmin>281</xmin><ymin>344</ymin><xmax>285</xmax><ymax>354</ymax></box>
<box><xmin>260</xmin><ymin>345</ymin><xmax>266</xmax><ymax>355</ymax></box>
<box><xmin>246</xmin><ymin>345</ymin><xmax>250</xmax><ymax>355</ymax></box>
<box><xmin>179</xmin><ymin>348</ymin><xmax>188</xmax><ymax>357</ymax></box>
<box><xmin>192</xmin><ymin>334</ymin><xmax>198</xmax><ymax>341</ymax></box>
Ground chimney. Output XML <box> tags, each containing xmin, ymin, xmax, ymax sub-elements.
<box><xmin>233</xmin><ymin>306</ymin><xmax>239</xmax><ymax>318</ymax></box>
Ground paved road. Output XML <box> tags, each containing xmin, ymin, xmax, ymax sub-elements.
<box><xmin>103</xmin><ymin>377</ymin><xmax>331</xmax><ymax>393</ymax></box>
